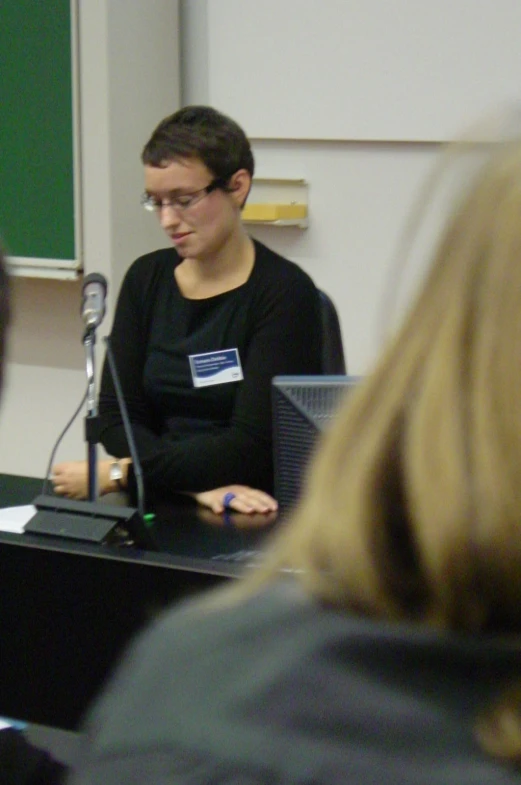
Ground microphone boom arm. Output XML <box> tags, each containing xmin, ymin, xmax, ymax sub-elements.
<box><xmin>103</xmin><ymin>336</ymin><xmax>146</xmax><ymax>520</ymax></box>
<box><xmin>83</xmin><ymin>327</ymin><xmax>99</xmax><ymax>501</ymax></box>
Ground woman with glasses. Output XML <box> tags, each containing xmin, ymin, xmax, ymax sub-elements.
<box><xmin>51</xmin><ymin>106</ymin><xmax>322</xmax><ymax>513</ymax></box>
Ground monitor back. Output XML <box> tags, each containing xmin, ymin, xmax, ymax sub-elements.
<box><xmin>272</xmin><ymin>375</ymin><xmax>358</xmax><ymax>512</ymax></box>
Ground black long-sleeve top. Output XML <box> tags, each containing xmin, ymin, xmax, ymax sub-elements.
<box><xmin>99</xmin><ymin>240</ymin><xmax>322</xmax><ymax>497</ymax></box>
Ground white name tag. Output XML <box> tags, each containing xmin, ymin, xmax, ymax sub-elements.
<box><xmin>189</xmin><ymin>348</ymin><xmax>244</xmax><ymax>388</ymax></box>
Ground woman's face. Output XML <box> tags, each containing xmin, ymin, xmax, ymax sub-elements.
<box><xmin>143</xmin><ymin>157</ymin><xmax>247</xmax><ymax>260</ymax></box>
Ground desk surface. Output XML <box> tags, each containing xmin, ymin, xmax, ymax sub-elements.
<box><xmin>0</xmin><ymin>475</ymin><xmax>280</xmax><ymax>730</ymax></box>
<box><xmin>0</xmin><ymin>473</ymin><xmax>278</xmax><ymax>575</ymax></box>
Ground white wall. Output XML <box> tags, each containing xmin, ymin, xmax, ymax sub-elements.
<box><xmin>248</xmin><ymin>141</ymin><xmax>440</xmax><ymax>372</ymax></box>
<box><xmin>0</xmin><ymin>0</ymin><xmax>180</xmax><ymax>478</ymax></box>
<box><xmin>205</xmin><ymin>0</ymin><xmax>521</xmax><ymax>142</ymax></box>
<box><xmin>181</xmin><ymin>1</ymin><xmax>443</xmax><ymax>373</ymax></box>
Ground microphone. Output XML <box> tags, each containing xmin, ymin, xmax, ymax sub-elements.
<box><xmin>26</xmin><ymin>272</ymin><xmax>155</xmax><ymax>550</ymax></box>
<box><xmin>81</xmin><ymin>272</ymin><xmax>107</xmax><ymax>331</ymax></box>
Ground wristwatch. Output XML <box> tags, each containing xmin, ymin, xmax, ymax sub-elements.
<box><xmin>109</xmin><ymin>459</ymin><xmax>124</xmax><ymax>490</ymax></box>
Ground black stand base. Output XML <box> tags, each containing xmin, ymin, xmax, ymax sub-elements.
<box><xmin>26</xmin><ymin>495</ymin><xmax>155</xmax><ymax>550</ymax></box>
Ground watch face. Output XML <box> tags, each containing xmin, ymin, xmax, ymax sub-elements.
<box><xmin>109</xmin><ymin>461</ymin><xmax>123</xmax><ymax>481</ymax></box>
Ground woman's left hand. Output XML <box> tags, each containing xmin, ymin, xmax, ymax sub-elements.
<box><xmin>192</xmin><ymin>485</ymin><xmax>278</xmax><ymax>515</ymax></box>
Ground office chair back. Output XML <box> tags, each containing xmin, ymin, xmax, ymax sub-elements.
<box><xmin>319</xmin><ymin>290</ymin><xmax>346</xmax><ymax>374</ymax></box>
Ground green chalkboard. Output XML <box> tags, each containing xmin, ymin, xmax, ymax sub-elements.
<box><xmin>0</xmin><ymin>0</ymin><xmax>76</xmax><ymax>262</ymax></box>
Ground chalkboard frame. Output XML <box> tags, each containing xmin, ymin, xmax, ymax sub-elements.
<box><xmin>0</xmin><ymin>0</ymin><xmax>80</xmax><ymax>278</ymax></box>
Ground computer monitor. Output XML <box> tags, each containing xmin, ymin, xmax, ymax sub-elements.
<box><xmin>272</xmin><ymin>375</ymin><xmax>359</xmax><ymax>512</ymax></box>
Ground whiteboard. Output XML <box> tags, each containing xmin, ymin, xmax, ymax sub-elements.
<box><xmin>208</xmin><ymin>0</ymin><xmax>521</xmax><ymax>141</ymax></box>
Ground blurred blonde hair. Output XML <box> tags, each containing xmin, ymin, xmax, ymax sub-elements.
<box><xmin>260</xmin><ymin>138</ymin><xmax>521</xmax><ymax>627</ymax></box>
<box><xmin>233</xmin><ymin>130</ymin><xmax>521</xmax><ymax>763</ymax></box>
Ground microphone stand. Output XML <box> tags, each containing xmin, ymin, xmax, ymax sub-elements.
<box><xmin>83</xmin><ymin>327</ymin><xmax>99</xmax><ymax>501</ymax></box>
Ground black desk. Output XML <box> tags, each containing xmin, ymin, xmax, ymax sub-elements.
<box><xmin>0</xmin><ymin>475</ymin><xmax>277</xmax><ymax>730</ymax></box>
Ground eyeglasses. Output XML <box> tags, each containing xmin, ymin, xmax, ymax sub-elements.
<box><xmin>141</xmin><ymin>177</ymin><xmax>225</xmax><ymax>213</ymax></box>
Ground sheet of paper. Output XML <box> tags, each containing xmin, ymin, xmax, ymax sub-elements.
<box><xmin>0</xmin><ymin>504</ymin><xmax>36</xmax><ymax>533</ymax></box>
<box><xmin>0</xmin><ymin>717</ymin><xmax>27</xmax><ymax>731</ymax></box>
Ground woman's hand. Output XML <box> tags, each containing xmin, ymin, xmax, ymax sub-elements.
<box><xmin>51</xmin><ymin>460</ymin><xmax>91</xmax><ymax>499</ymax></box>
<box><xmin>192</xmin><ymin>485</ymin><xmax>278</xmax><ymax>515</ymax></box>
<box><xmin>196</xmin><ymin>506</ymin><xmax>278</xmax><ymax>530</ymax></box>
<box><xmin>51</xmin><ymin>459</ymin><xmax>127</xmax><ymax>499</ymax></box>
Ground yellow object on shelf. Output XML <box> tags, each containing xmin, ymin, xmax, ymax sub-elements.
<box><xmin>242</xmin><ymin>203</ymin><xmax>307</xmax><ymax>223</ymax></box>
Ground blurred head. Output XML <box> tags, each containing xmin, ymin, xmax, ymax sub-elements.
<box><xmin>141</xmin><ymin>106</ymin><xmax>254</xmax><ymax>259</ymax></box>
<box><xmin>0</xmin><ymin>247</ymin><xmax>10</xmax><ymax>397</ymax></box>
<box><xmin>263</xmin><ymin>139</ymin><xmax>521</xmax><ymax>636</ymax></box>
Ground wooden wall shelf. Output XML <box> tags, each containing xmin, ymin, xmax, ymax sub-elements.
<box><xmin>242</xmin><ymin>178</ymin><xmax>308</xmax><ymax>228</ymax></box>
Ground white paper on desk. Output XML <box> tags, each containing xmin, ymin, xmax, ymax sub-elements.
<box><xmin>0</xmin><ymin>504</ymin><xmax>36</xmax><ymax>533</ymax></box>
<box><xmin>0</xmin><ymin>716</ymin><xmax>27</xmax><ymax>731</ymax></box>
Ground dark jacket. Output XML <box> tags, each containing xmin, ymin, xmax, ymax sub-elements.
<box><xmin>0</xmin><ymin>729</ymin><xmax>66</xmax><ymax>785</ymax></box>
<box><xmin>69</xmin><ymin>582</ymin><xmax>521</xmax><ymax>783</ymax></box>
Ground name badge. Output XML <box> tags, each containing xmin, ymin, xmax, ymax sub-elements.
<box><xmin>189</xmin><ymin>348</ymin><xmax>244</xmax><ymax>388</ymax></box>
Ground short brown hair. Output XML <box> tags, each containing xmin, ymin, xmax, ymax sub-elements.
<box><xmin>141</xmin><ymin>105</ymin><xmax>254</xmax><ymax>182</ymax></box>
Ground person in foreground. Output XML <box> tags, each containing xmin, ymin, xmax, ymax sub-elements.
<box><xmin>52</xmin><ymin>105</ymin><xmax>322</xmax><ymax>515</ymax></box>
<box><xmin>66</xmin><ymin>131</ymin><xmax>521</xmax><ymax>783</ymax></box>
